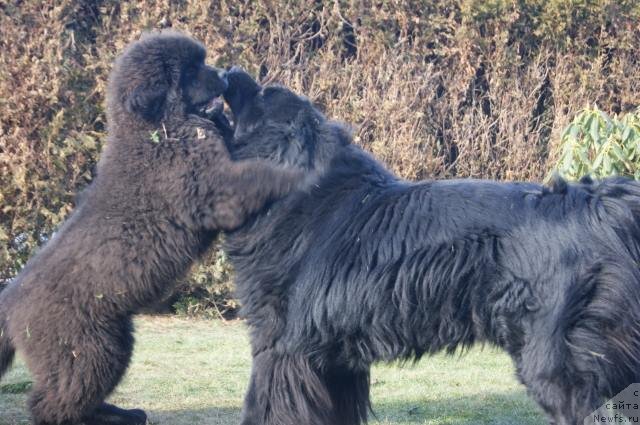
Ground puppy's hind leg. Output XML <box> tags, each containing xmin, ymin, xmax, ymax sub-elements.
<box><xmin>28</xmin><ymin>317</ymin><xmax>145</xmax><ymax>425</ymax></box>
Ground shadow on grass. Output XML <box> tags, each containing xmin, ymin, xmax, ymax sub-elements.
<box><xmin>0</xmin><ymin>406</ymin><xmax>243</xmax><ymax>425</ymax></box>
<box><xmin>0</xmin><ymin>384</ymin><xmax>544</xmax><ymax>425</ymax></box>
<box><xmin>371</xmin><ymin>391</ymin><xmax>545</xmax><ymax>424</ymax></box>
<box><xmin>146</xmin><ymin>407</ymin><xmax>241</xmax><ymax>425</ymax></box>
<box><xmin>152</xmin><ymin>391</ymin><xmax>545</xmax><ymax>425</ymax></box>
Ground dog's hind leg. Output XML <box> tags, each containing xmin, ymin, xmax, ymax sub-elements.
<box><xmin>515</xmin><ymin>298</ymin><xmax>605</xmax><ymax>423</ymax></box>
<box><xmin>28</xmin><ymin>317</ymin><xmax>145</xmax><ymax>425</ymax></box>
<box><xmin>536</xmin><ymin>259</ymin><xmax>640</xmax><ymax>425</ymax></box>
<box><xmin>82</xmin><ymin>403</ymin><xmax>148</xmax><ymax>425</ymax></box>
<box><xmin>518</xmin><ymin>371</ymin><xmax>601</xmax><ymax>425</ymax></box>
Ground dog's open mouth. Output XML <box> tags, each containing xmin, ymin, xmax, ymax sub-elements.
<box><xmin>199</xmin><ymin>97</ymin><xmax>224</xmax><ymax>117</ymax></box>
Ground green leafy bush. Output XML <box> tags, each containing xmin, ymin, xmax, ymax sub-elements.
<box><xmin>555</xmin><ymin>107</ymin><xmax>640</xmax><ymax>180</ymax></box>
<box><xmin>172</xmin><ymin>248</ymin><xmax>237</xmax><ymax>319</ymax></box>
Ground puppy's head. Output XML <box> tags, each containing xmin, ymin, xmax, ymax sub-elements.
<box><xmin>107</xmin><ymin>31</ymin><xmax>227</xmax><ymax>125</ymax></box>
<box><xmin>224</xmin><ymin>68</ymin><xmax>350</xmax><ymax>171</ymax></box>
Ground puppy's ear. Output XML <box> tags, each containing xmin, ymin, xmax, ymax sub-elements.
<box><xmin>124</xmin><ymin>82</ymin><xmax>169</xmax><ymax>122</ymax></box>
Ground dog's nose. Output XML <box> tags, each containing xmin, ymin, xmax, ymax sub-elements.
<box><xmin>218</xmin><ymin>69</ymin><xmax>229</xmax><ymax>92</ymax></box>
<box><xmin>206</xmin><ymin>66</ymin><xmax>228</xmax><ymax>93</ymax></box>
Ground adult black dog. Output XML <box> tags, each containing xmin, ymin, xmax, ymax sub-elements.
<box><xmin>223</xmin><ymin>69</ymin><xmax>640</xmax><ymax>425</ymax></box>
<box><xmin>0</xmin><ymin>34</ymin><xmax>301</xmax><ymax>425</ymax></box>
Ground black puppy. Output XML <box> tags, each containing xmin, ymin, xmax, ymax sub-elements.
<box><xmin>223</xmin><ymin>69</ymin><xmax>640</xmax><ymax>425</ymax></box>
<box><xmin>0</xmin><ymin>34</ymin><xmax>301</xmax><ymax>425</ymax></box>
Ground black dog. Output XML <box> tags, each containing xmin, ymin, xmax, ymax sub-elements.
<box><xmin>0</xmin><ymin>35</ymin><xmax>301</xmax><ymax>425</ymax></box>
<box><xmin>222</xmin><ymin>69</ymin><xmax>640</xmax><ymax>425</ymax></box>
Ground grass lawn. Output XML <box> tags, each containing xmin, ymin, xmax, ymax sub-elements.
<box><xmin>0</xmin><ymin>316</ymin><xmax>545</xmax><ymax>425</ymax></box>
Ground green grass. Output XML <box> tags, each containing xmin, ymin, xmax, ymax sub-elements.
<box><xmin>0</xmin><ymin>316</ymin><xmax>545</xmax><ymax>425</ymax></box>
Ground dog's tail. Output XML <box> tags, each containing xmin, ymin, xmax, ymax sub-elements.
<box><xmin>564</xmin><ymin>260</ymin><xmax>640</xmax><ymax>398</ymax></box>
<box><xmin>0</xmin><ymin>306</ymin><xmax>15</xmax><ymax>380</ymax></box>
<box><xmin>566</xmin><ymin>178</ymin><xmax>640</xmax><ymax>394</ymax></box>
<box><xmin>594</xmin><ymin>177</ymin><xmax>640</xmax><ymax>259</ymax></box>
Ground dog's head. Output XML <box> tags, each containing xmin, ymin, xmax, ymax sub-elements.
<box><xmin>107</xmin><ymin>31</ymin><xmax>227</xmax><ymax>125</ymax></box>
<box><xmin>223</xmin><ymin>68</ymin><xmax>350</xmax><ymax>171</ymax></box>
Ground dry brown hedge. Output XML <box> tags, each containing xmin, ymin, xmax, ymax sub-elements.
<box><xmin>1</xmin><ymin>1</ymin><xmax>639</xmax><ymax>310</ymax></box>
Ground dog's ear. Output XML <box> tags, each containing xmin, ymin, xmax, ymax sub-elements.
<box><xmin>280</xmin><ymin>111</ymin><xmax>316</xmax><ymax>167</ymax></box>
<box><xmin>291</xmin><ymin>111</ymin><xmax>315</xmax><ymax>146</ymax></box>
<box><xmin>224</xmin><ymin>67</ymin><xmax>261</xmax><ymax>117</ymax></box>
<box><xmin>329</xmin><ymin>122</ymin><xmax>352</xmax><ymax>146</ymax></box>
<box><xmin>124</xmin><ymin>82</ymin><xmax>169</xmax><ymax>123</ymax></box>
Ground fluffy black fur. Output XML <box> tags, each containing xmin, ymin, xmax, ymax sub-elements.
<box><xmin>223</xmin><ymin>69</ymin><xmax>640</xmax><ymax>425</ymax></box>
<box><xmin>0</xmin><ymin>34</ymin><xmax>301</xmax><ymax>425</ymax></box>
